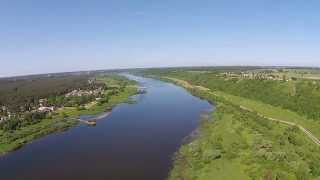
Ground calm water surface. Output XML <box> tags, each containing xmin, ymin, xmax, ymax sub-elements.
<box><xmin>0</xmin><ymin>75</ymin><xmax>212</xmax><ymax>180</ymax></box>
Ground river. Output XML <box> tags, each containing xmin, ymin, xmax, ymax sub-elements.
<box><xmin>0</xmin><ymin>75</ymin><xmax>212</xmax><ymax>180</ymax></box>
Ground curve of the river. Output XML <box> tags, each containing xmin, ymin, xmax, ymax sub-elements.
<box><xmin>0</xmin><ymin>75</ymin><xmax>212</xmax><ymax>180</ymax></box>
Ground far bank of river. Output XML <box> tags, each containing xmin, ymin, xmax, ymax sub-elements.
<box><xmin>0</xmin><ymin>75</ymin><xmax>138</xmax><ymax>156</ymax></box>
<box><xmin>0</xmin><ymin>75</ymin><xmax>213</xmax><ymax>180</ymax></box>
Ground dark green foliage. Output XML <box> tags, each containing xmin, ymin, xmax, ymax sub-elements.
<box><xmin>61</xmin><ymin>112</ymin><xmax>68</xmax><ymax>118</ymax></box>
<box><xmin>0</xmin><ymin>118</ymin><xmax>20</xmax><ymax>131</ymax></box>
<box><xmin>145</xmin><ymin>69</ymin><xmax>320</xmax><ymax>120</ymax></box>
<box><xmin>98</xmin><ymin>96</ymin><xmax>110</xmax><ymax>105</ymax></box>
<box><xmin>0</xmin><ymin>75</ymin><xmax>101</xmax><ymax>113</ymax></box>
<box><xmin>0</xmin><ymin>112</ymin><xmax>47</xmax><ymax>131</ymax></box>
<box><xmin>24</xmin><ymin>112</ymin><xmax>47</xmax><ymax>121</ymax></box>
<box><xmin>170</xmin><ymin>100</ymin><xmax>320</xmax><ymax>179</ymax></box>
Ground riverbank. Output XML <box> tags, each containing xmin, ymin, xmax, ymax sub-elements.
<box><xmin>0</xmin><ymin>74</ymin><xmax>212</xmax><ymax>180</ymax></box>
<box><xmin>144</xmin><ymin>73</ymin><xmax>320</xmax><ymax>179</ymax></box>
<box><xmin>165</xmin><ymin>77</ymin><xmax>320</xmax><ymax>145</ymax></box>
<box><xmin>0</xmin><ymin>76</ymin><xmax>138</xmax><ymax>156</ymax></box>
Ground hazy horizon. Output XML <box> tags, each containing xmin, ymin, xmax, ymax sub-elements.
<box><xmin>2</xmin><ymin>65</ymin><xmax>320</xmax><ymax>79</ymax></box>
<box><xmin>1</xmin><ymin>0</ymin><xmax>320</xmax><ymax>77</ymax></box>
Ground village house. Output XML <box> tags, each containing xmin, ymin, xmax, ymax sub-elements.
<box><xmin>7</xmin><ymin>111</ymin><xmax>12</xmax><ymax>118</ymax></box>
<box><xmin>0</xmin><ymin>106</ymin><xmax>7</xmax><ymax>120</ymax></box>
<box><xmin>65</xmin><ymin>88</ymin><xmax>104</xmax><ymax>98</ymax></box>
<box><xmin>39</xmin><ymin>98</ymin><xmax>48</xmax><ymax>107</ymax></box>
<box><xmin>241</xmin><ymin>72</ymin><xmax>251</xmax><ymax>78</ymax></box>
<box><xmin>1</xmin><ymin>106</ymin><xmax>7</xmax><ymax>111</ymax></box>
<box><xmin>221</xmin><ymin>72</ymin><xmax>241</xmax><ymax>78</ymax></box>
<box><xmin>267</xmin><ymin>74</ymin><xmax>278</xmax><ymax>80</ymax></box>
<box><xmin>0</xmin><ymin>116</ymin><xmax>6</xmax><ymax>123</ymax></box>
<box><xmin>38</xmin><ymin>106</ymin><xmax>55</xmax><ymax>112</ymax></box>
<box><xmin>88</xmin><ymin>78</ymin><xmax>95</xmax><ymax>84</ymax></box>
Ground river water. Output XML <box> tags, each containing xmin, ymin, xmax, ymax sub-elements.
<box><xmin>0</xmin><ymin>75</ymin><xmax>212</xmax><ymax>180</ymax></box>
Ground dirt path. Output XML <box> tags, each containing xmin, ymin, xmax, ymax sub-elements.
<box><xmin>165</xmin><ymin>77</ymin><xmax>320</xmax><ymax>146</ymax></box>
<box><xmin>240</xmin><ymin>105</ymin><xmax>320</xmax><ymax>146</ymax></box>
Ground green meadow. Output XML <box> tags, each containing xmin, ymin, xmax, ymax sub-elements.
<box><xmin>144</xmin><ymin>69</ymin><xmax>320</xmax><ymax>180</ymax></box>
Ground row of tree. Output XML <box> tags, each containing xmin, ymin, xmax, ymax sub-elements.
<box><xmin>147</xmin><ymin>69</ymin><xmax>320</xmax><ymax>120</ymax></box>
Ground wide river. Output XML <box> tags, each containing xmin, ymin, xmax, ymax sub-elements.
<box><xmin>0</xmin><ymin>75</ymin><xmax>212</xmax><ymax>180</ymax></box>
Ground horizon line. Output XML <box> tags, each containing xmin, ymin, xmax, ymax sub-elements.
<box><xmin>1</xmin><ymin>65</ymin><xmax>320</xmax><ymax>79</ymax></box>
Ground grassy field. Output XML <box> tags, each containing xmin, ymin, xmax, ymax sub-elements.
<box><xmin>145</xmin><ymin>70</ymin><xmax>320</xmax><ymax>179</ymax></box>
<box><xmin>169</xmin><ymin>98</ymin><xmax>320</xmax><ymax>179</ymax></box>
<box><xmin>163</xmin><ymin>75</ymin><xmax>320</xmax><ymax>141</ymax></box>
<box><xmin>209</xmin><ymin>90</ymin><xmax>320</xmax><ymax>140</ymax></box>
<box><xmin>168</xmin><ymin>86</ymin><xmax>320</xmax><ymax>180</ymax></box>
<box><xmin>0</xmin><ymin>75</ymin><xmax>138</xmax><ymax>155</ymax></box>
<box><xmin>271</xmin><ymin>69</ymin><xmax>320</xmax><ymax>80</ymax></box>
<box><xmin>167</xmin><ymin>76</ymin><xmax>320</xmax><ymax>141</ymax></box>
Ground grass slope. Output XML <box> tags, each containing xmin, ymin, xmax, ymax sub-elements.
<box><xmin>167</xmin><ymin>77</ymin><xmax>320</xmax><ymax>143</ymax></box>
<box><xmin>147</xmin><ymin>73</ymin><xmax>320</xmax><ymax>179</ymax></box>
<box><xmin>169</xmin><ymin>93</ymin><xmax>320</xmax><ymax>180</ymax></box>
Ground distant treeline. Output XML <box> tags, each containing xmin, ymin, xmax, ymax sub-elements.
<box><xmin>144</xmin><ymin>69</ymin><xmax>320</xmax><ymax>120</ymax></box>
<box><xmin>0</xmin><ymin>75</ymin><xmax>104</xmax><ymax>113</ymax></box>
<box><xmin>140</xmin><ymin>66</ymin><xmax>320</xmax><ymax>75</ymax></box>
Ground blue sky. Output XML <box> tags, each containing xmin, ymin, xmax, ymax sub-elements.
<box><xmin>1</xmin><ymin>0</ymin><xmax>320</xmax><ymax>77</ymax></box>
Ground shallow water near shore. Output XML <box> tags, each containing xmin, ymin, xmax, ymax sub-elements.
<box><xmin>0</xmin><ymin>75</ymin><xmax>212</xmax><ymax>180</ymax></box>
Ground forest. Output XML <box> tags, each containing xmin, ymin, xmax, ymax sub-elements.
<box><xmin>0</xmin><ymin>74</ymin><xmax>103</xmax><ymax>112</ymax></box>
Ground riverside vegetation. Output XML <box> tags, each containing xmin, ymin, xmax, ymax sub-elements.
<box><xmin>0</xmin><ymin>73</ymin><xmax>137</xmax><ymax>155</ymax></box>
<box><xmin>143</xmin><ymin>67</ymin><xmax>320</xmax><ymax>180</ymax></box>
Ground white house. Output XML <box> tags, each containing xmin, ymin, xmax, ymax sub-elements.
<box><xmin>38</xmin><ymin>106</ymin><xmax>55</xmax><ymax>112</ymax></box>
